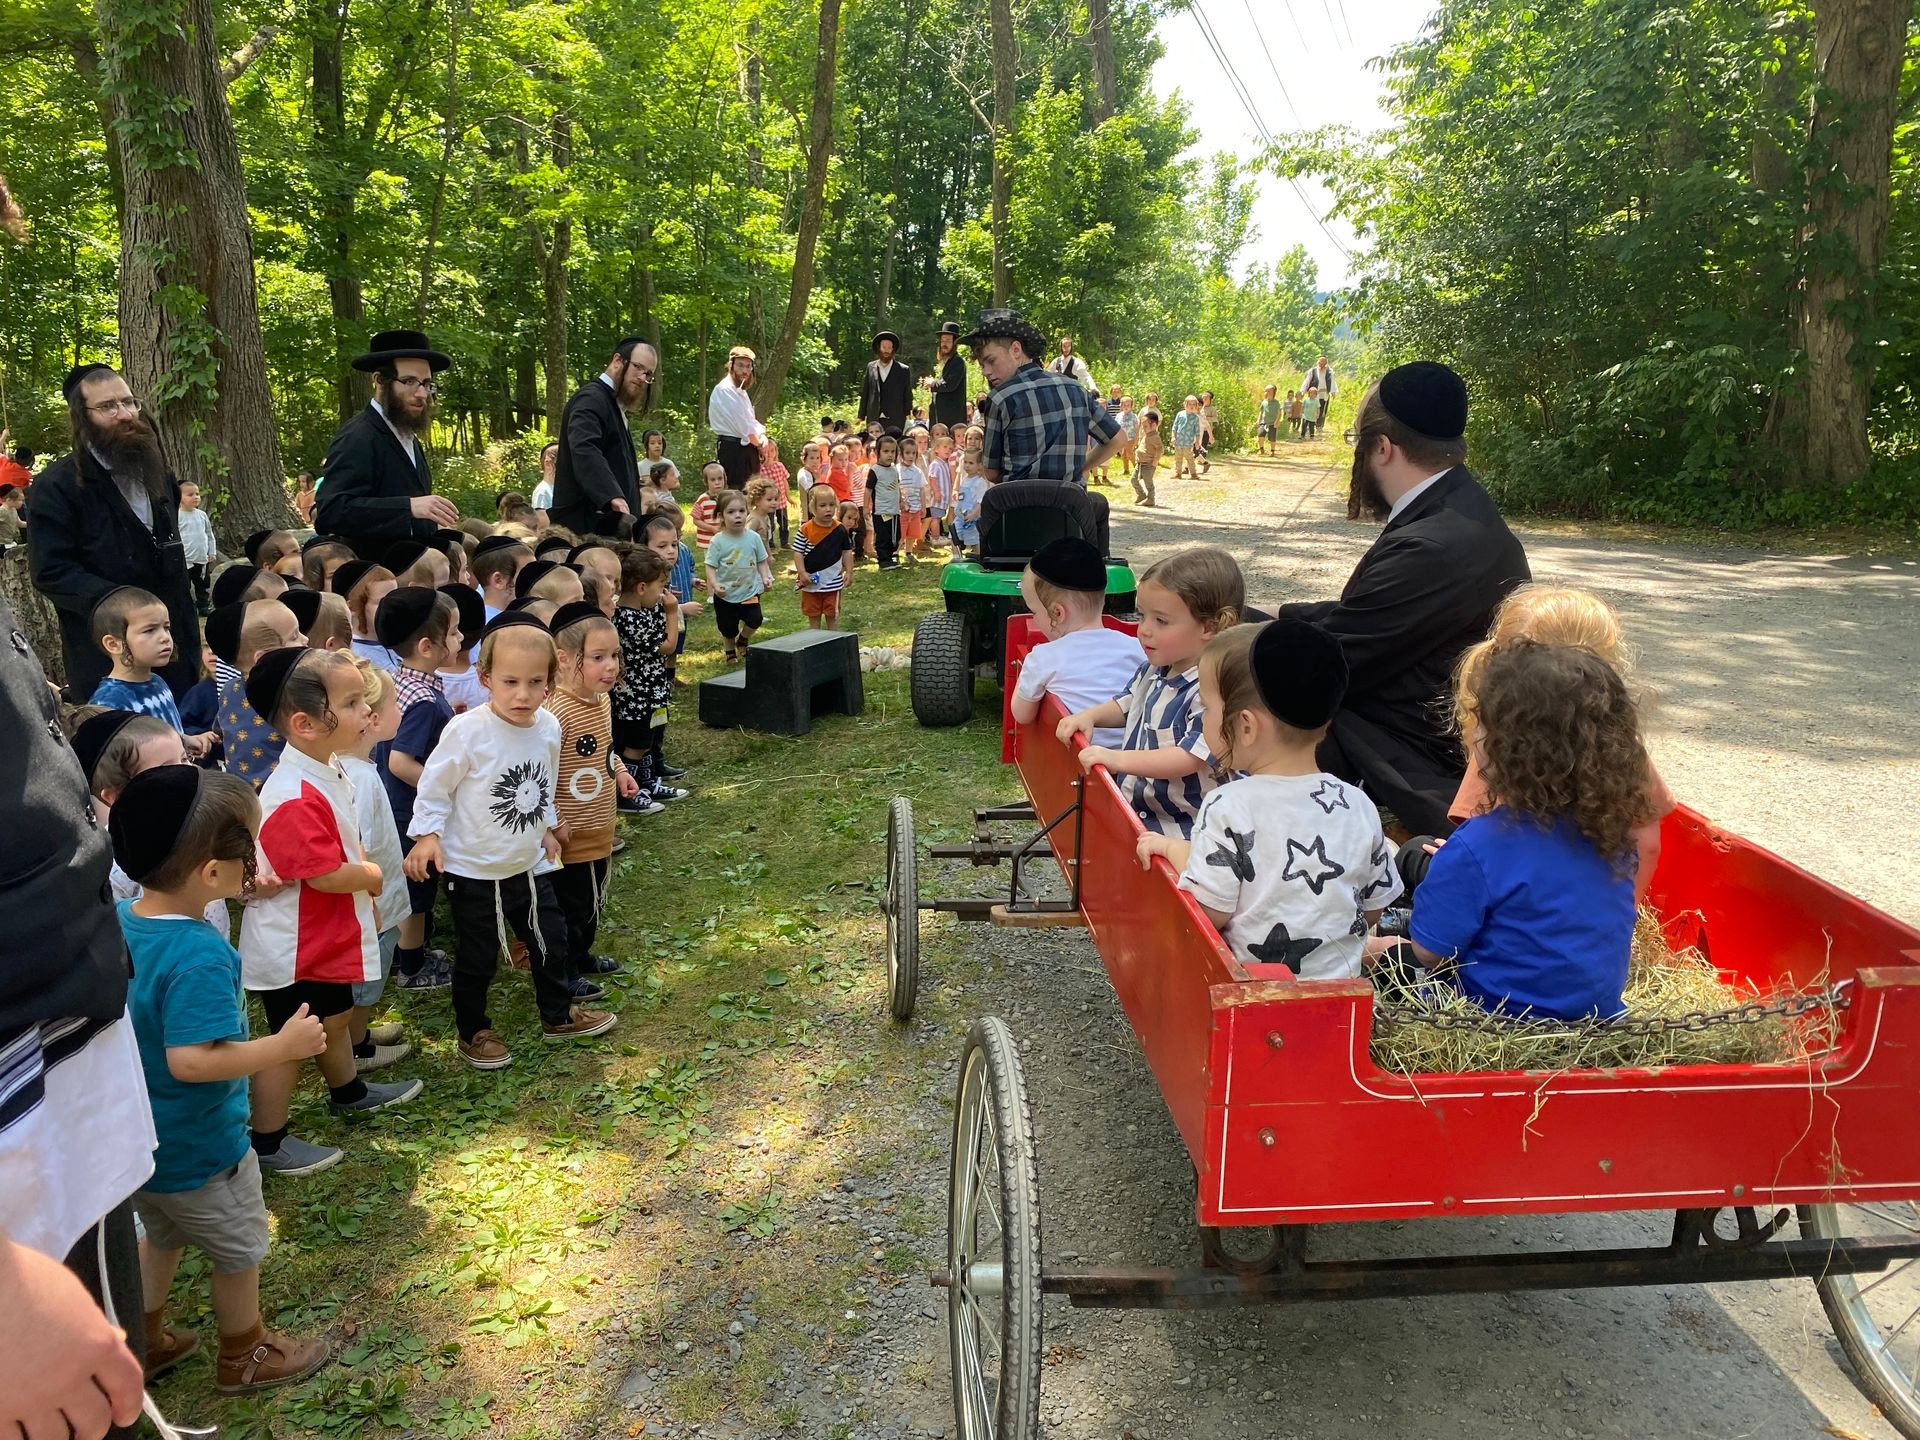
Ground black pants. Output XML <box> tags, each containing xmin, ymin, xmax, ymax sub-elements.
<box><xmin>717</xmin><ymin>435</ymin><xmax>760</xmax><ymax>488</ymax></box>
<box><xmin>445</xmin><ymin>869</ymin><xmax>575</xmax><ymax>1037</ymax></box>
<box><xmin>550</xmin><ymin>856</ymin><xmax>610</xmax><ymax>968</ymax></box>
<box><xmin>773</xmin><ymin>507</ymin><xmax>790</xmax><ymax>549</ymax></box>
<box><xmin>188</xmin><ymin>561</ymin><xmax>210</xmax><ymax>610</ymax></box>
<box><xmin>873</xmin><ymin>513</ymin><xmax>900</xmax><ymax>567</ymax></box>
<box><xmin>714</xmin><ymin>596</ymin><xmax>763</xmax><ymax>642</ymax></box>
<box><xmin>65</xmin><ymin>1200</ymin><xmax>145</xmax><ymax>1440</ymax></box>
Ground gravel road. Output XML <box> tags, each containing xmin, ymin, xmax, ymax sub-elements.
<box><xmin>886</xmin><ymin>454</ymin><xmax>1920</xmax><ymax>1440</ymax></box>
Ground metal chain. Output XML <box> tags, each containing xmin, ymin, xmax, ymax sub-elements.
<box><xmin>1373</xmin><ymin>979</ymin><xmax>1853</xmax><ymax>1036</ymax></box>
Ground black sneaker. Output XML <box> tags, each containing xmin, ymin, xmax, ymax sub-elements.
<box><xmin>583</xmin><ymin>954</ymin><xmax>626</xmax><ymax>975</ymax></box>
<box><xmin>567</xmin><ymin>975</ymin><xmax>607</xmax><ymax>1001</ymax></box>
<box><xmin>656</xmin><ymin>760</ymin><xmax>687</xmax><ymax>780</ymax></box>
<box><xmin>396</xmin><ymin>956</ymin><xmax>453</xmax><ymax>991</ymax></box>
<box><xmin>618</xmin><ymin>792</ymin><xmax>665</xmax><ymax>816</ymax></box>
<box><xmin>651</xmin><ymin>782</ymin><xmax>690</xmax><ymax>803</ymax></box>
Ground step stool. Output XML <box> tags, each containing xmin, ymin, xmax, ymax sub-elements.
<box><xmin>697</xmin><ymin>629</ymin><xmax>864</xmax><ymax>735</ymax></box>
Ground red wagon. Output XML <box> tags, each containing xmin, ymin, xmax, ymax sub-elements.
<box><xmin>880</xmin><ymin>615</ymin><xmax>1920</xmax><ymax>1440</ymax></box>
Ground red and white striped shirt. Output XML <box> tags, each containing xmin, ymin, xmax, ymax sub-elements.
<box><xmin>239</xmin><ymin>744</ymin><xmax>381</xmax><ymax>991</ymax></box>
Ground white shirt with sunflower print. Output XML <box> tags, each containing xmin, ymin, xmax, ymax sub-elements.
<box><xmin>408</xmin><ymin>702</ymin><xmax>561</xmax><ymax>881</ymax></box>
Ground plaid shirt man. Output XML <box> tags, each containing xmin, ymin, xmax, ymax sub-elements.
<box><xmin>982</xmin><ymin>362</ymin><xmax>1121</xmax><ymax>487</ymax></box>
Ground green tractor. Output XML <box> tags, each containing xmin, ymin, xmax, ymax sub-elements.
<box><xmin>910</xmin><ymin>531</ymin><xmax>1136</xmax><ymax>727</ymax></box>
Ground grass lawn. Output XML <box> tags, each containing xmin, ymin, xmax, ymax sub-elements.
<box><xmin>151</xmin><ymin>549</ymin><xmax>1015</xmax><ymax>1439</ymax></box>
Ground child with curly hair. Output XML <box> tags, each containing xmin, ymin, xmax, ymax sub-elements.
<box><xmin>1369</xmin><ymin>639</ymin><xmax>1652</xmax><ymax>1019</ymax></box>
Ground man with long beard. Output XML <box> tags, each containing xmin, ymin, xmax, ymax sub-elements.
<box><xmin>1278</xmin><ymin>361</ymin><xmax>1530</xmax><ymax>837</ymax></box>
<box><xmin>920</xmin><ymin>321</ymin><xmax>968</xmax><ymax>429</ymax></box>
<box><xmin>315</xmin><ymin>329</ymin><xmax>462</xmax><ymax>559</ymax></box>
<box><xmin>28</xmin><ymin>364</ymin><xmax>202</xmax><ymax>699</ymax></box>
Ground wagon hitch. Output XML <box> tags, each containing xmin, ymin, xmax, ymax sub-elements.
<box><xmin>1671</xmin><ymin>1205</ymin><xmax>1791</xmax><ymax>1251</ymax></box>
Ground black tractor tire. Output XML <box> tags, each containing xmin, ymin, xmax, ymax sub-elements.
<box><xmin>912</xmin><ymin>611</ymin><xmax>975</xmax><ymax>727</ymax></box>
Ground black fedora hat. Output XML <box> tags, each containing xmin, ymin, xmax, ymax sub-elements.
<box><xmin>936</xmin><ymin>321</ymin><xmax>962</xmax><ymax>338</ymax></box>
<box><xmin>871</xmin><ymin>330</ymin><xmax>902</xmax><ymax>353</ymax></box>
<box><xmin>352</xmin><ymin>328</ymin><xmax>451</xmax><ymax>374</ymax></box>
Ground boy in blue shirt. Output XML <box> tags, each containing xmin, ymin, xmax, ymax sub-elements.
<box><xmin>90</xmin><ymin>585</ymin><xmax>213</xmax><ymax>757</ymax></box>
<box><xmin>111</xmin><ymin>764</ymin><xmax>333</xmax><ymax>1391</ymax></box>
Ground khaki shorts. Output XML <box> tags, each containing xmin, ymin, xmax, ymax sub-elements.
<box><xmin>136</xmin><ymin>1149</ymin><xmax>270</xmax><ymax>1273</ymax></box>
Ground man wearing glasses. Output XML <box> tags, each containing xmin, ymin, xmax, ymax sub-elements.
<box><xmin>27</xmin><ymin>363</ymin><xmax>203</xmax><ymax>699</ymax></box>
<box><xmin>551</xmin><ymin>337</ymin><xmax>658</xmax><ymax>537</ymax></box>
<box><xmin>315</xmin><ymin>329</ymin><xmax>462</xmax><ymax>560</ymax></box>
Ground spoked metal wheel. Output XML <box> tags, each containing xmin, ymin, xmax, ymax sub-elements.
<box><xmin>1801</xmin><ymin>1202</ymin><xmax>1920</xmax><ymax>1438</ymax></box>
<box><xmin>884</xmin><ymin>797</ymin><xmax>919</xmax><ymax>1021</ymax></box>
<box><xmin>947</xmin><ymin>1016</ymin><xmax>1043</xmax><ymax>1440</ymax></box>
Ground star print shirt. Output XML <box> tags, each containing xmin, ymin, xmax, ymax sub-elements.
<box><xmin>216</xmin><ymin>672</ymin><xmax>286</xmax><ymax>791</ymax></box>
<box><xmin>544</xmin><ymin>688</ymin><xmax>620</xmax><ymax>864</ymax></box>
<box><xmin>1177</xmin><ymin>773</ymin><xmax>1400</xmax><ymax>980</ymax></box>
<box><xmin>407</xmin><ymin>703</ymin><xmax>562</xmax><ymax>881</ymax></box>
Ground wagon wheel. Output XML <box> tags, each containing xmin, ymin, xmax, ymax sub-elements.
<box><xmin>947</xmin><ymin>1016</ymin><xmax>1043</xmax><ymax>1440</ymax></box>
<box><xmin>884</xmin><ymin>797</ymin><xmax>919</xmax><ymax>1021</ymax></box>
<box><xmin>1799</xmin><ymin>1202</ymin><xmax>1920</xmax><ymax>1438</ymax></box>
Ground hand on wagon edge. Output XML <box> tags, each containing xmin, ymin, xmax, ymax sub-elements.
<box><xmin>1136</xmin><ymin>832</ymin><xmax>1191</xmax><ymax>873</ymax></box>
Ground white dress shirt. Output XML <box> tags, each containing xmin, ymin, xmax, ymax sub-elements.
<box><xmin>707</xmin><ymin>377</ymin><xmax>766</xmax><ymax>446</ymax></box>
<box><xmin>1387</xmin><ymin>467</ymin><xmax>1454</xmax><ymax>524</ymax></box>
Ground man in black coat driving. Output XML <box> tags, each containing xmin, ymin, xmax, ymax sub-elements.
<box><xmin>27</xmin><ymin>364</ymin><xmax>201</xmax><ymax>699</ymax></box>
<box><xmin>314</xmin><ymin>329</ymin><xmax>461</xmax><ymax>559</ymax></box>
<box><xmin>550</xmin><ymin>338</ymin><xmax>656</xmax><ymax>536</ymax></box>
<box><xmin>1278</xmin><ymin>362</ymin><xmax>1530</xmax><ymax>836</ymax></box>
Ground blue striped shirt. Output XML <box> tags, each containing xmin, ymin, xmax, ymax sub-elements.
<box><xmin>91</xmin><ymin>675</ymin><xmax>184</xmax><ymax>732</ymax></box>
<box><xmin>1113</xmin><ymin>662</ymin><xmax>1215</xmax><ymax>837</ymax></box>
<box><xmin>668</xmin><ymin>543</ymin><xmax>696</xmax><ymax>606</ymax></box>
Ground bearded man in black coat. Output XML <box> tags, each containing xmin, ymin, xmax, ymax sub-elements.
<box><xmin>27</xmin><ymin>364</ymin><xmax>202</xmax><ymax>699</ymax></box>
<box><xmin>314</xmin><ymin>329</ymin><xmax>461</xmax><ymax>559</ymax></box>
<box><xmin>921</xmin><ymin>321</ymin><xmax>969</xmax><ymax>428</ymax></box>
<box><xmin>1278</xmin><ymin>362</ymin><xmax>1530</xmax><ymax>836</ymax></box>
<box><xmin>859</xmin><ymin>330</ymin><xmax>914</xmax><ymax>433</ymax></box>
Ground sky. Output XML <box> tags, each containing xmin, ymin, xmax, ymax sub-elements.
<box><xmin>1150</xmin><ymin>0</ymin><xmax>1437</xmax><ymax>288</ymax></box>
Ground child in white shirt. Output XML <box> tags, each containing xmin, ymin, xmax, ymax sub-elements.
<box><xmin>1008</xmin><ymin>538</ymin><xmax>1143</xmax><ymax>745</ymax></box>
<box><xmin>1137</xmin><ymin>621</ymin><xmax>1400</xmax><ymax>978</ymax></box>
<box><xmin>404</xmin><ymin>616</ymin><xmax>616</xmax><ymax>1069</ymax></box>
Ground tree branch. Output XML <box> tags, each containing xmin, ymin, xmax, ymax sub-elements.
<box><xmin>221</xmin><ymin>23</ymin><xmax>279</xmax><ymax>85</ymax></box>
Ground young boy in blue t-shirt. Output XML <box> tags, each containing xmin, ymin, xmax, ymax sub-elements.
<box><xmin>111</xmin><ymin>764</ymin><xmax>333</xmax><ymax>1392</ymax></box>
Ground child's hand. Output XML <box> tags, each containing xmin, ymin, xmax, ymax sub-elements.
<box><xmin>616</xmin><ymin>768</ymin><xmax>639</xmax><ymax>799</ymax></box>
<box><xmin>1077</xmin><ymin>744</ymin><xmax>1120</xmax><ymax>774</ymax></box>
<box><xmin>541</xmin><ymin>828</ymin><xmax>562</xmax><ymax>864</ymax></box>
<box><xmin>1056</xmin><ymin>711</ymin><xmax>1093</xmax><ymax>745</ymax></box>
<box><xmin>404</xmin><ymin>835</ymin><xmax>442</xmax><ymax>883</ymax></box>
<box><xmin>250</xmin><ymin>862</ymin><xmax>289</xmax><ymax>901</ymax></box>
<box><xmin>361</xmin><ymin>861</ymin><xmax>382</xmax><ymax>892</ymax></box>
<box><xmin>275</xmin><ymin>1003</ymin><xmax>328</xmax><ymax>1061</ymax></box>
<box><xmin>1136</xmin><ymin>833</ymin><xmax>1172</xmax><ymax>870</ymax></box>
<box><xmin>693</xmin><ymin>578</ymin><xmax>708</xmax><ymax>591</ymax></box>
<box><xmin>185</xmin><ymin>731</ymin><xmax>214</xmax><ymax>759</ymax></box>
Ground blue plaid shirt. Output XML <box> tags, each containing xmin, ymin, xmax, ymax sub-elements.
<box><xmin>1114</xmin><ymin>661</ymin><xmax>1215</xmax><ymax>837</ymax></box>
<box><xmin>982</xmin><ymin>362</ymin><xmax>1121</xmax><ymax>486</ymax></box>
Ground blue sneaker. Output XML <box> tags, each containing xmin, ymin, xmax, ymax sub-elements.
<box><xmin>567</xmin><ymin>975</ymin><xmax>606</xmax><ymax>1002</ymax></box>
<box><xmin>396</xmin><ymin>956</ymin><xmax>453</xmax><ymax>991</ymax></box>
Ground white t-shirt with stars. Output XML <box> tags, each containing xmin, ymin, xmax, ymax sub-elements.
<box><xmin>1177</xmin><ymin>772</ymin><xmax>1401</xmax><ymax>979</ymax></box>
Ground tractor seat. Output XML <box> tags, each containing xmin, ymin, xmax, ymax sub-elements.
<box><xmin>974</xmin><ymin>479</ymin><xmax>1113</xmax><ymax>569</ymax></box>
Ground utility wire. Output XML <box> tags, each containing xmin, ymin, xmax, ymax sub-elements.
<box><xmin>1189</xmin><ymin>0</ymin><xmax>1351</xmax><ymax>260</ymax></box>
<box><xmin>1240</xmin><ymin>0</ymin><xmax>1302</xmax><ymax>127</ymax></box>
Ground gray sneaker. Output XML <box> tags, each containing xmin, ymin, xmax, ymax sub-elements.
<box><xmin>329</xmin><ymin>1077</ymin><xmax>424</xmax><ymax>1118</ymax></box>
<box><xmin>256</xmin><ymin>1135</ymin><xmax>343</xmax><ymax>1177</ymax></box>
<box><xmin>353</xmin><ymin>1041</ymin><xmax>412</xmax><ymax>1074</ymax></box>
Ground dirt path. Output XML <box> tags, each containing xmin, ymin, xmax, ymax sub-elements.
<box><xmin>900</xmin><ymin>452</ymin><xmax>1920</xmax><ymax>1440</ymax></box>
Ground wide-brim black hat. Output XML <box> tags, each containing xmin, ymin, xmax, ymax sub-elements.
<box><xmin>936</xmin><ymin>321</ymin><xmax>962</xmax><ymax>338</ymax></box>
<box><xmin>871</xmin><ymin>330</ymin><xmax>902</xmax><ymax>352</ymax></box>
<box><xmin>959</xmin><ymin>308</ymin><xmax>1046</xmax><ymax>358</ymax></box>
<box><xmin>352</xmin><ymin>329</ymin><xmax>451</xmax><ymax>374</ymax></box>
<box><xmin>1251</xmin><ymin>619</ymin><xmax>1349</xmax><ymax>731</ymax></box>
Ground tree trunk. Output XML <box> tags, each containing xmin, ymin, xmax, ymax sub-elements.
<box><xmin>416</xmin><ymin>0</ymin><xmax>465</xmax><ymax>326</ymax></box>
<box><xmin>312</xmin><ymin>1</ymin><xmax>368</xmax><ymax>424</ymax></box>
<box><xmin>520</xmin><ymin>106</ymin><xmax>572</xmax><ymax>434</ymax></box>
<box><xmin>876</xmin><ymin>8</ymin><xmax>909</xmax><ymax>326</ymax></box>
<box><xmin>1790</xmin><ymin>0</ymin><xmax>1906</xmax><ymax>488</ymax></box>
<box><xmin>97</xmin><ymin>0</ymin><xmax>292</xmax><ymax>543</ymax></box>
<box><xmin>743</xmin><ymin>25</ymin><xmax>767</xmax><ymax>350</ymax></box>
<box><xmin>1088</xmin><ymin>0</ymin><xmax>1117</xmax><ymax>125</ymax></box>
<box><xmin>989</xmin><ymin>0</ymin><xmax>1017</xmax><ymax>306</ymax></box>
<box><xmin>1</xmin><ymin>548</ymin><xmax>64</xmax><ymax>686</ymax></box>
<box><xmin>67</xmin><ymin>36</ymin><xmax>127</xmax><ymax>228</ymax></box>
<box><xmin>757</xmin><ymin>0</ymin><xmax>843</xmax><ymax>413</ymax></box>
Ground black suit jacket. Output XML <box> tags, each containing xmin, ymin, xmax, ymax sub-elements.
<box><xmin>27</xmin><ymin>448</ymin><xmax>200</xmax><ymax>700</ymax></box>
<box><xmin>859</xmin><ymin>359</ymin><xmax>914</xmax><ymax>431</ymax></box>
<box><xmin>550</xmin><ymin>379</ymin><xmax>639</xmax><ymax>536</ymax></box>
<box><xmin>1280</xmin><ymin>466</ymin><xmax>1530</xmax><ymax>835</ymax></box>
<box><xmin>926</xmin><ymin>352</ymin><xmax>968</xmax><ymax>428</ymax></box>
<box><xmin>314</xmin><ymin>405</ymin><xmax>435</xmax><ymax>560</ymax></box>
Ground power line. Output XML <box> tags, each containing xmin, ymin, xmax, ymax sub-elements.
<box><xmin>1188</xmin><ymin>0</ymin><xmax>1351</xmax><ymax>260</ymax></box>
<box><xmin>1240</xmin><ymin>0</ymin><xmax>1302</xmax><ymax>127</ymax></box>
<box><xmin>1332</xmin><ymin>0</ymin><xmax>1356</xmax><ymax>47</ymax></box>
<box><xmin>1278</xmin><ymin>0</ymin><xmax>1312</xmax><ymax>51</ymax></box>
